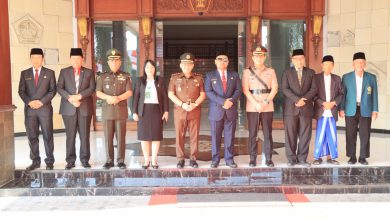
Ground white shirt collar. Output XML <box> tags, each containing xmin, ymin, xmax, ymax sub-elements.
<box><xmin>32</xmin><ymin>66</ymin><xmax>42</xmax><ymax>72</ymax></box>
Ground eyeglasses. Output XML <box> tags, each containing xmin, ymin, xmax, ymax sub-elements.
<box><xmin>216</xmin><ymin>58</ymin><xmax>229</xmax><ymax>63</ymax></box>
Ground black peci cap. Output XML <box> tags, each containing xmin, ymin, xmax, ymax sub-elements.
<box><xmin>30</xmin><ymin>48</ymin><xmax>44</xmax><ymax>56</ymax></box>
<box><xmin>322</xmin><ymin>55</ymin><xmax>334</xmax><ymax>63</ymax></box>
<box><xmin>70</xmin><ymin>48</ymin><xmax>83</xmax><ymax>57</ymax></box>
<box><xmin>292</xmin><ymin>49</ymin><xmax>305</xmax><ymax>57</ymax></box>
<box><xmin>353</xmin><ymin>52</ymin><xmax>366</xmax><ymax>61</ymax></box>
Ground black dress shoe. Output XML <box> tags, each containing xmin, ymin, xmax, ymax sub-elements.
<box><xmin>249</xmin><ymin>161</ymin><xmax>256</xmax><ymax>167</ymax></box>
<box><xmin>82</xmin><ymin>162</ymin><xmax>91</xmax><ymax>168</ymax></box>
<box><xmin>358</xmin><ymin>158</ymin><xmax>368</xmax><ymax>165</ymax></box>
<box><xmin>142</xmin><ymin>162</ymin><xmax>150</xmax><ymax>169</ymax></box>
<box><xmin>46</xmin><ymin>164</ymin><xmax>54</xmax><ymax>170</ymax></box>
<box><xmin>189</xmin><ymin>160</ymin><xmax>198</xmax><ymax>168</ymax></box>
<box><xmin>313</xmin><ymin>158</ymin><xmax>323</xmax><ymax>165</ymax></box>
<box><xmin>226</xmin><ymin>162</ymin><xmax>237</xmax><ymax>168</ymax></box>
<box><xmin>210</xmin><ymin>161</ymin><xmax>219</xmax><ymax>168</ymax></box>
<box><xmin>26</xmin><ymin>162</ymin><xmax>41</xmax><ymax>171</ymax></box>
<box><xmin>348</xmin><ymin>157</ymin><xmax>357</xmax><ymax>164</ymax></box>
<box><xmin>265</xmin><ymin>160</ymin><xmax>274</xmax><ymax>167</ymax></box>
<box><xmin>177</xmin><ymin>160</ymin><xmax>185</xmax><ymax>169</ymax></box>
<box><xmin>103</xmin><ymin>162</ymin><xmax>114</xmax><ymax>169</ymax></box>
<box><xmin>117</xmin><ymin>162</ymin><xmax>126</xmax><ymax>169</ymax></box>
<box><xmin>65</xmin><ymin>163</ymin><xmax>75</xmax><ymax>170</ymax></box>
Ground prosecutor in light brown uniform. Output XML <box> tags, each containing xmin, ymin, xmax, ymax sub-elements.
<box><xmin>168</xmin><ymin>53</ymin><xmax>206</xmax><ymax>169</ymax></box>
<box><xmin>96</xmin><ymin>48</ymin><xmax>132</xmax><ymax>169</ymax></box>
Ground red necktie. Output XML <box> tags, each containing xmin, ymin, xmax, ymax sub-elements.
<box><xmin>221</xmin><ymin>71</ymin><xmax>227</xmax><ymax>93</ymax></box>
<box><xmin>34</xmin><ymin>69</ymin><xmax>39</xmax><ymax>86</ymax></box>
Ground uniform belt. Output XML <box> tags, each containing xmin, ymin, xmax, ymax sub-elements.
<box><xmin>250</xmin><ymin>89</ymin><xmax>271</xmax><ymax>94</ymax></box>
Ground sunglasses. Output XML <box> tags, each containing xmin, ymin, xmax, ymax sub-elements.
<box><xmin>216</xmin><ymin>58</ymin><xmax>229</xmax><ymax>62</ymax></box>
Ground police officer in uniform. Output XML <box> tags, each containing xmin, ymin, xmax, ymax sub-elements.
<box><xmin>242</xmin><ymin>45</ymin><xmax>278</xmax><ymax>167</ymax></box>
<box><xmin>168</xmin><ymin>53</ymin><xmax>206</xmax><ymax>169</ymax></box>
<box><xmin>96</xmin><ymin>48</ymin><xmax>132</xmax><ymax>169</ymax></box>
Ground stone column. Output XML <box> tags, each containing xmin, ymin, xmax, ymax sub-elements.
<box><xmin>0</xmin><ymin>106</ymin><xmax>16</xmax><ymax>186</ymax></box>
<box><xmin>0</xmin><ymin>0</ymin><xmax>15</xmax><ymax>187</ymax></box>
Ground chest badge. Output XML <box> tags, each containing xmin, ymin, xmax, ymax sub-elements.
<box><xmin>367</xmin><ymin>86</ymin><xmax>372</xmax><ymax>94</ymax></box>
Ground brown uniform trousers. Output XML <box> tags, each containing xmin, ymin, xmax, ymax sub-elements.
<box><xmin>168</xmin><ymin>72</ymin><xmax>205</xmax><ymax>160</ymax></box>
<box><xmin>96</xmin><ymin>71</ymin><xmax>132</xmax><ymax>163</ymax></box>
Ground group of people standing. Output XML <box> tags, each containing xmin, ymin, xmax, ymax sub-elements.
<box><xmin>18</xmin><ymin>44</ymin><xmax>378</xmax><ymax>171</ymax></box>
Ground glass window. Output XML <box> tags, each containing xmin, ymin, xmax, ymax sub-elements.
<box><xmin>94</xmin><ymin>20</ymin><xmax>139</xmax><ymax>121</ymax></box>
<box><xmin>262</xmin><ymin>19</ymin><xmax>306</xmax><ymax>118</ymax></box>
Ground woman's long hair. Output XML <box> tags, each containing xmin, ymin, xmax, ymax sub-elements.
<box><xmin>141</xmin><ymin>59</ymin><xmax>158</xmax><ymax>84</ymax></box>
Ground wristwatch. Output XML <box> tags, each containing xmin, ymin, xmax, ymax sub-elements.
<box><xmin>263</xmin><ymin>98</ymin><xmax>269</xmax><ymax>105</ymax></box>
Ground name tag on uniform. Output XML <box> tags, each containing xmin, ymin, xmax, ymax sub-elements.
<box><xmin>25</xmin><ymin>77</ymin><xmax>32</xmax><ymax>80</ymax></box>
<box><xmin>211</xmin><ymin>78</ymin><xmax>217</xmax><ymax>84</ymax></box>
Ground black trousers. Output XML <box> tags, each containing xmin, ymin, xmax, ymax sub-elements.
<box><xmin>247</xmin><ymin>112</ymin><xmax>274</xmax><ymax>161</ymax></box>
<box><xmin>284</xmin><ymin>115</ymin><xmax>312</xmax><ymax>163</ymax></box>
<box><xmin>103</xmin><ymin>119</ymin><xmax>127</xmax><ymax>163</ymax></box>
<box><xmin>25</xmin><ymin>114</ymin><xmax>55</xmax><ymax>165</ymax></box>
<box><xmin>62</xmin><ymin>109</ymin><xmax>92</xmax><ymax>164</ymax></box>
<box><xmin>345</xmin><ymin>106</ymin><xmax>372</xmax><ymax>159</ymax></box>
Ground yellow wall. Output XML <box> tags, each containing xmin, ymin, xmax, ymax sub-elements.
<box><xmin>326</xmin><ymin>0</ymin><xmax>390</xmax><ymax>130</ymax></box>
<box><xmin>9</xmin><ymin>0</ymin><xmax>74</xmax><ymax>132</ymax></box>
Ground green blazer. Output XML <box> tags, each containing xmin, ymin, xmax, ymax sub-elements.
<box><xmin>340</xmin><ymin>71</ymin><xmax>378</xmax><ymax>117</ymax></box>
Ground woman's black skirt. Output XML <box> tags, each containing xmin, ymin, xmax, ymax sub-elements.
<box><xmin>137</xmin><ymin>104</ymin><xmax>163</xmax><ymax>141</ymax></box>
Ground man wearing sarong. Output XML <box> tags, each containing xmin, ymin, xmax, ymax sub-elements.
<box><xmin>313</xmin><ymin>55</ymin><xmax>344</xmax><ymax>165</ymax></box>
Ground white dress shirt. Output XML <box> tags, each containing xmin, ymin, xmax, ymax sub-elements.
<box><xmin>355</xmin><ymin>72</ymin><xmax>363</xmax><ymax>103</ymax></box>
<box><xmin>144</xmin><ymin>79</ymin><xmax>159</xmax><ymax>104</ymax></box>
<box><xmin>32</xmin><ymin>66</ymin><xmax>42</xmax><ymax>77</ymax></box>
<box><xmin>323</xmin><ymin>74</ymin><xmax>333</xmax><ymax>117</ymax></box>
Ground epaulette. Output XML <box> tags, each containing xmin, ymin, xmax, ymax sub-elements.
<box><xmin>170</xmin><ymin>73</ymin><xmax>181</xmax><ymax>80</ymax></box>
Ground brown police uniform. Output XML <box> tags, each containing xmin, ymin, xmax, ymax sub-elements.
<box><xmin>168</xmin><ymin>71</ymin><xmax>204</xmax><ymax>161</ymax></box>
<box><xmin>242</xmin><ymin>45</ymin><xmax>278</xmax><ymax>166</ymax></box>
<box><xmin>96</xmin><ymin>49</ymin><xmax>132</xmax><ymax>164</ymax></box>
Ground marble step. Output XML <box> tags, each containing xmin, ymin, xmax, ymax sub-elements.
<box><xmin>1</xmin><ymin>167</ymin><xmax>390</xmax><ymax>196</ymax></box>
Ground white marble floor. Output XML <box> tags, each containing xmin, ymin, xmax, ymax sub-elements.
<box><xmin>13</xmin><ymin>128</ymin><xmax>390</xmax><ymax>170</ymax></box>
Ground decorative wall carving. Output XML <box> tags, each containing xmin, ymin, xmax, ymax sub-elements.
<box><xmin>210</xmin><ymin>0</ymin><xmax>244</xmax><ymax>11</ymax></box>
<box><xmin>12</xmin><ymin>14</ymin><xmax>43</xmax><ymax>44</ymax></box>
<box><xmin>156</xmin><ymin>0</ymin><xmax>189</xmax><ymax>10</ymax></box>
<box><xmin>340</xmin><ymin>29</ymin><xmax>355</xmax><ymax>46</ymax></box>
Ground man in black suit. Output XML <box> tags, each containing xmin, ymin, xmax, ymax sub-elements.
<box><xmin>18</xmin><ymin>48</ymin><xmax>57</xmax><ymax>170</ymax></box>
<box><xmin>57</xmin><ymin>48</ymin><xmax>96</xmax><ymax>169</ymax></box>
<box><xmin>313</xmin><ymin>55</ymin><xmax>344</xmax><ymax>165</ymax></box>
<box><xmin>281</xmin><ymin>49</ymin><xmax>317</xmax><ymax>167</ymax></box>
